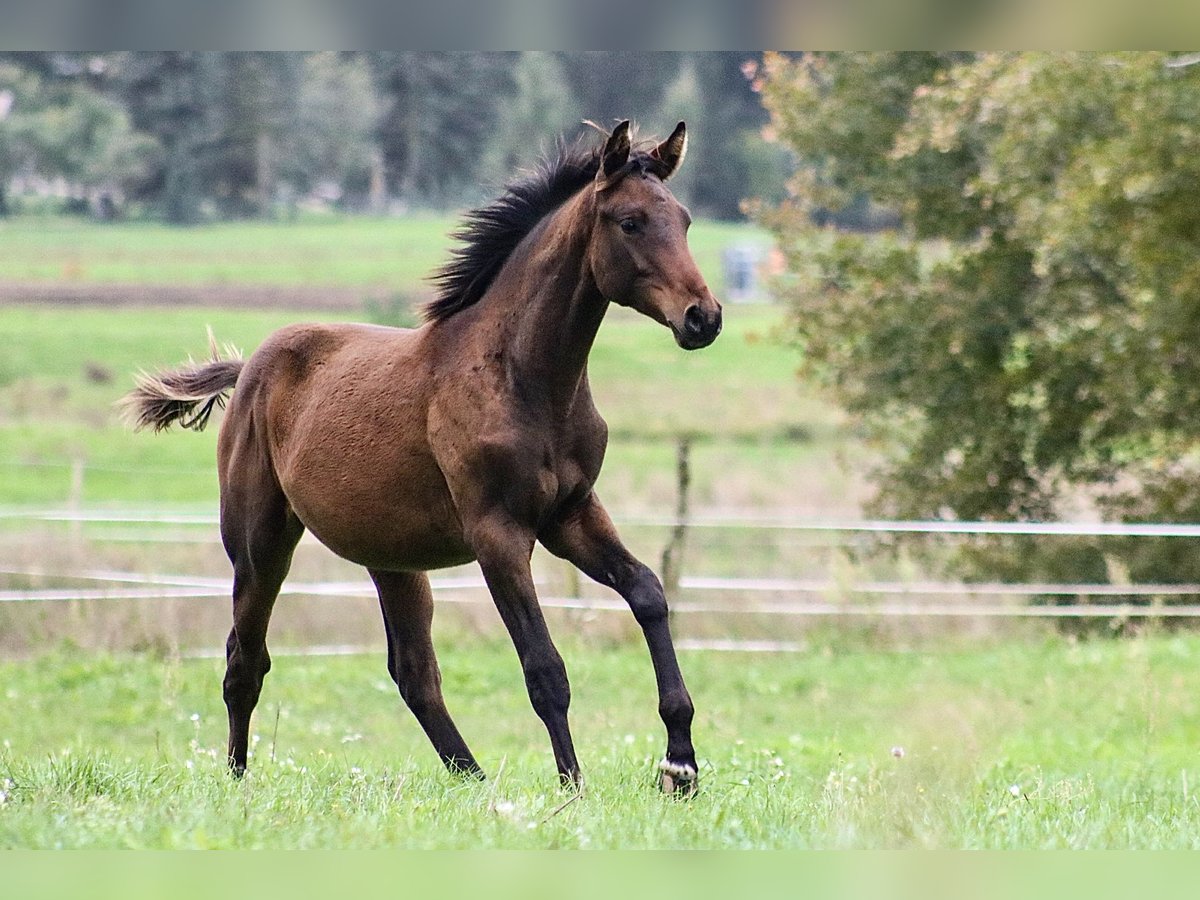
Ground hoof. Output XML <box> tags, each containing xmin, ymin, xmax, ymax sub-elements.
<box><xmin>658</xmin><ymin>759</ymin><xmax>698</xmax><ymax>798</ymax></box>
<box><xmin>447</xmin><ymin>758</ymin><xmax>486</xmax><ymax>781</ymax></box>
<box><xmin>559</xmin><ymin>769</ymin><xmax>585</xmax><ymax>792</ymax></box>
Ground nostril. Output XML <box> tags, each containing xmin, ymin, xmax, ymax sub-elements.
<box><xmin>683</xmin><ymin>304</ymin><xmax>705</xmax><ymax>336</ymax></box>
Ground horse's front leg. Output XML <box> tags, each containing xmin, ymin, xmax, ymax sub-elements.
<box><xmin>542</xmin><ymin>493</ymin><xmax>698</xmax><ymax>797</ymax></box>
<box><xmin>469</xmin><ymin>516</ymin><xmax>582</xmax><ymax>788</ymax></box>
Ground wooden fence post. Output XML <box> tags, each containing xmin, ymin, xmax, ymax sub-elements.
<box><xmin>660</xmin><ymin>434</ymin><xmax>693</xmax><ymax>625</ymax></box>
<box><xmin>69</xmin><ymin>455</ymin><xmax>85</xmax><ymax>544</ymax></box>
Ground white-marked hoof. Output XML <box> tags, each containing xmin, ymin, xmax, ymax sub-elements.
<box><xmin>658</xmin><ymin>759</ymin><xmax>698</xmax><ymax>798</ymax></box>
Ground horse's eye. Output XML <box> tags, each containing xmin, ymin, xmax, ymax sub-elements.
<box><xmin>619</xmin><ymin>218</ymin><xmax>638</xmax><ymax>235</ymax></box>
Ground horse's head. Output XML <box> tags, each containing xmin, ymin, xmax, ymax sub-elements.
<box><xmin>588</xmin><ymin>121</ymin><xmax>723</xmax><ymax>351</ymax></box>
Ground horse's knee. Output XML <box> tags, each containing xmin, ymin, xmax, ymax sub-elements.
<box><xmin>523</xmin><ymin>655</ymin><xmax>570</xmax><ymax>721</ymax></box>
<box><xmin>626</xmin><ymin>565</ymin><xmax>669</xmax><ymax>627</ymax></box>
<box><xmin>222</xmin><ymin>668</ymin><xmax>250</xmax><ymax>711</ymax></box>
<box><xmin>393</xmin><ymin>658</ymin><xmax>442</xmax><ymax>716</ymax></box>
<box><xmin>223</xmin><ymin>643</ymin><xmax>270</xmax><ymax>708</ymax></box>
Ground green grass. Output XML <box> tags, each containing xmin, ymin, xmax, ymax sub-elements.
<box><xmin>0</xmin><ymin>306</ymin><xmax>347</xmax><ymax>505</ymax></box>
<box><xmin>0</xmin><ymin>214</ymin><xmax>770</xmax><ymax>291</ymax></box>
<box><xmin>2</xmin><ymin>217</ymin><xmax>1194</xmax><ymax>852</ymax></box>
<box><xmin>0</xmin><ymin>301</ymin><xmax>846</xmax><ymax>511</ymax></box>
<box><xmin>3</xmin><ymin>633</ymin><xmax>1200</xmax><ymax>848</ymax></box>
<box><xmin>0</xmin><ymin>213</ymin><xmax>802</xmax><ymax>510</ymax></box>
<box><xmin>0</xmin><ymin>215</ymin><xmax>453</xmax><ymax>288</ymax></box>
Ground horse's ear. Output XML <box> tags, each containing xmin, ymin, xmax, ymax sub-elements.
<box><xmin>596</xmin><ymin>120</ymin><xmax>632</xmax><ymax>191</ymax></box>
<box><xmin>651</xmin><ymin>121</ymin><xmax>688</xmax><ymax>180</ymax></box>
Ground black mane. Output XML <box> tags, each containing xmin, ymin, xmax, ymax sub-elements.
<box><xmin>424</xmin><ymin>141</ymin><xmax>603</xmax><ymax>323</ymax></box>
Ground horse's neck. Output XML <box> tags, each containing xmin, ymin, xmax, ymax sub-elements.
<box><xmin>498</xmin><ymin>207</ymin><xmax>607</xmax><ymax>409</ymax></box>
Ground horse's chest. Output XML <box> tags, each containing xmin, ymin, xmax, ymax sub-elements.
<box><xmin>495</xmin><ymin>439</ymin><xmax>598</xmax><ymax>528</ymax></box>
<box><xmin>526</xmin><ymin>445</ymin><xmax>585</xmax><ymax>507</ymax></box>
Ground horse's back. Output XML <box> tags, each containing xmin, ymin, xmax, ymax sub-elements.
<box><xmin>243</xmin><ymin>321</ymin><xmax>421</xmax><ymax>384</ymax></box>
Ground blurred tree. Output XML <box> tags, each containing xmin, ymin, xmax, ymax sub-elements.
<box><xmin>649</xmin><ymin>56</ymin><xmax>705</xmax><ymax>211</ymax></box>
<box><xmin>0</xmin><ymin>61</ymin><xmax>39</xmax><ymax>215</ymax></box>
<box><xmin>760</xmin><ymin>51</ymin><xmax>1200</xmax><ymax>593</ymax></box>
<box><xmin>118</xmin><ymin>51</ymin><xmax>224</xmax><ymax>223</ymax></box>
<box><xmin>0</xmin><ymin>54</ymin><xmax>157</xmax><ymax>217</ymax></box>
<box><xmin>211</xmin><ymin>52</ymin><xmax>303</xmax><ymax>218</ymax></box>
<box><xmin>3</xmin><ymin>52</ymin><xmax>783</xmax><ymax>222</ymax></box>
<box><xmin>476</xmin><ymin>52</ymin><xmax>576</xmax><ymax>196</ymax></box>
<box><xmin>555</xmin><ymin>51</ymin><xmax>682</xmax><ymax>130</ymax></box>
<box><xmin>368</xmin><ymin>52</ymin><xmax>518</xmax><ymax>205</ymax></box>
<box><xmin>553</xmin><ymin>51</ymin><xmax>787</xmax><ymax>219</ymax></box>
<box><xmin>292</xmin><ymin>52</ymin><xmax>382</xmax><ymax>211</ymax></box>
<box><xmin>665</xmin><ymin>53</ymin><xmax>783</xmax><ymax>219</ymax></box>
<box><xmin>119</xmin><ymin>52</ymin><xmax>303</xmax><ymax>221</ymax></box>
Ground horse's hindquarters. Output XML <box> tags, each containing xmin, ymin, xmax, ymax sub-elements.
<box><xmin>224</xmin><ymin>322</ymin><xmax>474</xmax><ymax>573</ymax></box>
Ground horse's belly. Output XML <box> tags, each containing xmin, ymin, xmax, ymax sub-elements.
<box><xmin>279</xmin><ymin>454</ymin><xmax>472</xmax><ymax>572</ymax></box>
<box><xmin>309</xmin><ymin>519</ymin><xmax>476</xmax><ymax>572</ymax></box>
<box><xmin>294</xmin><ymin>494</ymin><xmax>474</xmax><ymax>571</ymax></box>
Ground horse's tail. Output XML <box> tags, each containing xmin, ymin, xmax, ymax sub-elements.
<box><xmin>120</xmin><ymin>329</ymin><xmax>244</xmax><ymax>433</ymax></box>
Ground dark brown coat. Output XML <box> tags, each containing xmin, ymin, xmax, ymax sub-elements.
<box><xmin>123</xmin><ymin>121</ymin><xmax>722</xmax><ymax>794</ymax></box>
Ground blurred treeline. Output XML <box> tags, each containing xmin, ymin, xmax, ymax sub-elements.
<box><xmin>0</xmin><ymin>51</ymin><xmax>790</xmax><ymax>223</ymax></box>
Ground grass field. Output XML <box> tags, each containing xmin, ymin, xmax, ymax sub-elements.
<box><xmin>6</xmin><ymin>214</ymin><xmax>1188</xmax><ymax>852</ymax></box>
<box><xmin>0</xmin><ymin>300</ymin><xmax>859</xmax><ymax>513</ymax></box>
<box><xmin>0</xmin><ymin>214</ymin><xmax>771</xmax><ymax>292</ymax></box>
<box><xmin>3</xmin><ymin>633</ymin><xmax>1200</xmax><ymax>848</ymax></box>
<box><xmin>0</xmin><ymin>214</ymin><xmax>811</xmax><ymax>509</ymax></box>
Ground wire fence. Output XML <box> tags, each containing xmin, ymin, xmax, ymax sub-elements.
<box><xmin>4</xmin><ymin>507</ymin><xmax>1200</xmax><ymax>623</ymax></box>
<box><xmin>10</xmin><ymin>505</ymin><xmax>1200</xmax><ymax>536</ymax></box>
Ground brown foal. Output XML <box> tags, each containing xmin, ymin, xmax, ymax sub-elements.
<box><xmin>123</xmin><ymin>121</ymin><xmax>722</xmax><ymax>795</ymax></box>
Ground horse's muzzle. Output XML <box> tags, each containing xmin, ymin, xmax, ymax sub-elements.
<box><xmin>674</xmin><ymin>302</ymin><xmax>723</xmax><ymax>350</ymax></box>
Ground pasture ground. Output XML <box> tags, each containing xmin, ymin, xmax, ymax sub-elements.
<box><xmin>0</xmin><ymin>213</ymin><xmax>768</xmax><ymax>296</ymax></box>
<box><xmin>0</xmin><ymin>213</ymin><xmax>848</xmax><ymax>517</ymax></box>
<box><xmin>4</xmin><ymin>633</ymin><xmax>1200</xmax><ymax>848</ymax></box>
<box><xmin>5</xmin><ymin>216</ymin><xmax>1197</xmax><ymax>852</ymax></box>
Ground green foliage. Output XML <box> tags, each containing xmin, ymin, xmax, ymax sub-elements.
<box><xmin>0</xmin><ymin>58</ymin><xmax>157</xmax><ymax>216</ymax></box>
<box><xmin>367</xmin><ymin>52</ymin><xmax>519</xmax><ymax>206</ymax></box>
<box><xmin>293</xmin><ymin>52</ymin><xmax>382</xmax><ymax>208</ymax></box>
<box><xmin>760</xmin><ymin>52</ymin><xmax>1200</xmax><ymax>591</ymax></box>
<box><xmin>677</xmin><ymin>54</ymin><xmax>786</xmax><ymax>220</ymax></box>
<box><xmin>118</xmin><ymin>52</ymin><xmax>224</xmax><ymax>223</ymax></box>
<box><xmin>476</xmin><ymin>52</ymin><xmax>577</xmax><ymax>195</ymax></box>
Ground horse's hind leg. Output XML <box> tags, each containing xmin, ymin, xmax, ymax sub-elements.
<box><xmin>369</xmin><ymin>569</ymin><xmax>483</xmax><ymax>778</ymax></box>
<box><xmin>220</xmin><ymin>471</ymin><xmax>304</xmax><ymax>777</ymax></box>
